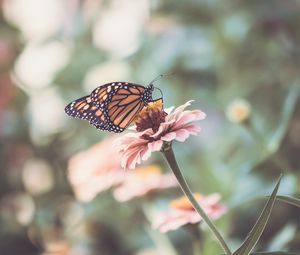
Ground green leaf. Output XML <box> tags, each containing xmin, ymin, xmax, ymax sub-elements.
<box><xmin>267</xmin><ymin>85</ymin><xmax>300</xmax><ymax>153</ymax></box>
<box><xmin>222</xmin><ymin>252</ymin><xmax>298</xmax><ymax>255</ymax></box>
<box><xmin>220</xmin><ymin>252</ymin><xmax>298</xmax><ymax>255</ymax></box>
<box><xmin>251</xmin><ymin>253</ymin><xmax>298</xmax><ymax>255</ymax></box>
<box><xmin>276</xmin><ymin>195</ymin><xmax>300</xmax><ymax>208</ymax></box>
<box><xmin>232</xmin><ymin>176</ymin><xmax>282</xmax><ymax>255</ymax></box>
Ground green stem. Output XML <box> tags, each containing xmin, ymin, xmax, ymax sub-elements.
<box><xmin>185</xmin><ymin>224</ymin><xmax>203</xmax><ymax>255</ymax></box>
<box><xmin>142</xmin><ymin>204</ymin><xmax>179</xmax><ymax>255</ymax></box>
<box><xmin>248</xmin><ymin>124</ymin><xmax>291</xmax><ymax>172</ymax></box>
<box><xmin>193</xmin><ymin>239</ymin><xmax>202</xmax><ymax>255</ymax></box>
<box><xmin>161</xmin><ymin>144</ymin><xmax>231</xmax><ymax>255</ymax></box>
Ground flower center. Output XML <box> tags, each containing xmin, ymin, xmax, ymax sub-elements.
<box><xmin>170</xmin><ymin>193</ymin><xmax>202</xmax><ymax>211</ymax></box>
<box><xmin>135</xmin><ymin>99</ymin><xmax>167</xmax><ymax>135</ymax></box>
<box><xmin>133</xmin><ymin>165</ymin><xmax>161</xmax><ymax>180</ymax></box>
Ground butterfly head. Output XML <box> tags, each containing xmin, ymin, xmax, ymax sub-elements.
<box><xmin>148</xmin><ymin>83</ymin><xmax>154</xmax><ymax>91</ymax></box>
<box><xmin>142</xmin><ymin>84</ymin><xmax>154</xmax><ymax>103</ymax></box>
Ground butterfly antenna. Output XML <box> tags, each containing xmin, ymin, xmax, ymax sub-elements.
<box><xmin>149</xmin><ymin>72</ymin><xmax>174</xmax><ymax>85</ymax></box>
<box><xmin>154</xmin><ymin>86</ymin><xmax>163</xmax><ymax>98</ymax></box>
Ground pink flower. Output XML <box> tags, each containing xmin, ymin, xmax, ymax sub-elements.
<box><xmin>152</xmin><ymin>193</ymin><xmax>227</xmax><ymax>233</ymax></box>
<box><xmin>113</xmin><ymin>165</ymin><xmax>178</xmax><ymax>202</ymax></box>
<box><xmin>117</xmin><ymin>100</ymin><xmax>206</xmax><ymax>169</ymax></box>
<box><xmin>68</xmin><ymin>136</ymin><xmax>124</xmax><ymax>202</ymax></box>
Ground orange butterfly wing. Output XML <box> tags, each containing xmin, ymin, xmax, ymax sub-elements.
<box><xmin>65</xmin><ymin>82</ymin><xmax>156</xmax><ymax>133</ymax></box>
<box><xmin>90</xmin><ymin>82</ymin><xmax>148</xmax><ymax>131</ymax></box>
<box><xmin>64</xmin><ymin>96</ymin><xmax>108</xmax><ymax>130</ymax></box>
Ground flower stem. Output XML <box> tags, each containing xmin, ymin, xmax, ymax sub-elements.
<box><xmin>185</xmin><ymin>225</ymin><xmax>203</xmax><ymax>255</ymax></box>
<box><xmin>193</xmin><ymin>239</ymin><xmax>202</xmax><ymax>255</ymax></box>
<box><xmin>161</xmin><ymin>144</ymin><xmax>231</xmax><ymax>255</ymax></box>
<box><xmin>142</xmin><ymin>204</ymin><xmax>179</xmax><ymax>255</ymax></box>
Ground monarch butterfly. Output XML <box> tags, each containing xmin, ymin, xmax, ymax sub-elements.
<box><xmin>65</xmin><ymin>81</ymin><xmax>163</xmax><ymax>133</ymax></box>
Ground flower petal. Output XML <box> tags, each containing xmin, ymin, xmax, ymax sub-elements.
<box><xmin>153</xmin><ymin>193</ymin><xmax>227</xmax><ymax>233</ymax></box>
<box><xmin>173</xmin><ymin>100</ymin><xmax>194</xmax><ymax>114</ymax></box>
<box><xmin>140</xmin><ymin>146</ymin><xmax>152</xmax><ymax>160</ymax></box>
<box><xmin>172</xmin><ymin>110</ymin><xmax>206</xmax><ymax>130</ymax></box>
<box><xmin>161</xmin><ymin>132</ymin><xmax>177</xmax><ymax>141</ymax></box>
<box><xmin>150</xmin><ymin>119</ymin><xmax>176</xmax><ymax>138</ymax></box>
<box><xmin>184</xmin><ymin>125</ymin><xmax>202</xmax><ymax>135</ymax></box>
<box><xmin>174</xmin><ymin>129</ymin><xmax>190</xmax><ymax>142</ymax></box>
<box><xmin>68</xmin><ymin>136</ymin><xmax>124</xmax><ymax>202</ymax></box>
<box><xmin>153</xmin><ymin>211</ymin><xmax>201</xmax><ymax>233</ymax></box>
<box><xmin>148</xmin><ymin>140</ymin><xmax>163</xmax><ymax>152</ymax></box>
<box><xmin>127</xmin><ymin>150</ymin><xmax>142</xmax><ymax>170</ymax></box>
<box><xmin>164</xmin><ymin>106</ymin><xmax>175</xmax><ymax>114</ymax></box>
<box><xmin>116</xmin><ymin>100</ymin><xmax>206</xmax><ymax>170</ymax></box>
<box><xmin>120</xmin><ymin>139</ymin><xmax>148</xmax><ymax>169</ymax></box>
<box><xmin>113</xmin><ymin>168</ymin><xmax>178</xmax><ymax>202</ymax></box>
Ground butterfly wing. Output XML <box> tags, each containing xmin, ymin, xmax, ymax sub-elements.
<box><xmin>90</xmin><ymin>82</ymin><xmax>146</xmax><ymax>107</ymax></box>
<box><xmin>106</xmin><ymin>97</ymin><xmax>164</xmax><ymax>131</ymax></box>
<box><xmin>108</xmin><ymin>97</ymin><xmax>145</xmax><ymax>129</ymax></box>
<box><xmin>65</xmin><ymin>82</ymin><xmax>154</xmax><ymax>133</ymax></box>
<box><xmin>105</xmin><ymin>84</ymin><xmax>146</xmax><ymax>128</ymax></box>
<box><xmin>90</xmin><ymin>82</ymin><xmax>147</xmax><ymax>131</ymax></box>
<box><xmin>90</xmin><ymin>83</ymin><xmax>113</xmax><ymax>108</ymax></box>
<box><xmin>64</xmin><ymin>96</ymin><xmax>108</xmax><ymax>130</ymax></box>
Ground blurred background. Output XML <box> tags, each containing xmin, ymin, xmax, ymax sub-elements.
<box><xmin>0</xmin><ymin>0</ymin><xmax>300</xmax><ymax>254</ymax></box>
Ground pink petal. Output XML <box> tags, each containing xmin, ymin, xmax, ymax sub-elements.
<box><xmin>174</xmin><ymin>129</ymin><xmax>190</xmax><ymax>142</ymax></box>
<box><xmin>121</xmin><ymin>145</ymin><xmax>142</xmax><ymax>169</ymax></box>
<box><xmin>161</xmin><ymin>132</ymin><xmax>177</xmax><ymax>141</ymax></box>
<box><xmin>165</xmin><ymin>101</ymin><xmax>194</xmax><ymax>122</ymax></box>
<box><xmin>184</xmin><ymin>125</ymin><xmax>202</xmax><ymax>135</ymax></box>
<box><xmin>67</xmin><ymin>136</ymin><xmax>124</xmax><ymax>202</ymax></box>
<box><xmin>136</xmin><ymin>127</ymin><xmax>154</xmax><ymax>136</ymax></box>
<box><xmin>140</xmin><ymin>146</ymin><xmax>152</xmax><ymax>161</ymax></box>
<box><xmin>173</xmin><ymin>110</ymin><xmax>206</xmax><ymax>130</ymax></box>
<box><xmin>128</xmin><ymin>151</ymin><xmax>141</xmax><ymax>170</ymax></box>
<box><xmin>200</xmin><ymin>193</ymin><xmax>221</xmax><ymax>206</ymax></box>
<box><xmin>118</xmin><ymin>136</ymin><xmax>150</xmax><ymax>169</ymax></box>
<box><xmin>148</xmin><ymin>140</ymin><xmax>163</xmax><ymax>152</ymax></box>
<box><xmin>113</xmin><ymin>170</ymin><xmax>178</xmax><ymax>202</ymax></box>
<box><xmin>152</xmin><ymin>193</ymin><xmax>227</xmax><ymax>233</ymax></box>
<box><xmin>159</xmin><ymin>174</ymin><xmax>178</xmax><ymax>188</ymax></box>
<box><xmin>151</xmin><ymin>120</ymin><xmax>175</xmax><ymax>138</ymax></box>
<box><xmin>118</xmin><ymin>135</ymin><xmax>163</xmax><ymax>169</ymax></box>
<box><xmin>164</xmin><ymin>106</ymin><xmax>175</xmax><ymax>114</ymax></box>
<box><xmin>173</xmin><ymin>100</ymin><xmax>194</xmax><ymax>114</ymax></box>
<box><xmin>154</xmin><ymin>211</ymin><xmax>201</xmax><ymax>233</ymax></box>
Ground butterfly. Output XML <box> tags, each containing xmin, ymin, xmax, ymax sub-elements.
<box><xmin>65</xmin><ymin>81</ymin><xmax>163</xmax><ymax>133</ymax></box>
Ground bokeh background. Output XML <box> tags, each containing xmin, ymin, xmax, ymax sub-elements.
<box><xmin>0</xmin><ymin>0</ymin><xmax>300</xmax><ymax>254</ymax></box>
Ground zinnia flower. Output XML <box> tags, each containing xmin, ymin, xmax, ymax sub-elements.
<box><xmin>153</xmin><ymin>193</ymin><xmax>227</xmax><ymax>233</ymax></box>
<box><xmin>117</xmin><ymin>100</ymin><xmax>206</xmax><ymax>169</ymax></box>
<box><xmin>113</xmin><ymin>165</ymin><xmax>178</xmax><ymax>202</ymax></box>
<box><xmin>68</xmin><ymin>136</ymin><xmax>124</xmax><ymax>202</ymax></box>
<box><xmin>226</xmin><ymin>98</ymin><xmax>251</xmax><ymax>123</ymax></box>
<box><xmin>117</xmin><ymin>99</ymin><xmax>230</xmax><ymax>253</ymax></box>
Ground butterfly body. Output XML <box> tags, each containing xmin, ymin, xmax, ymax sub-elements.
<box><xmin>65</xmin><ymin>82</ymin><xmax>156</xmax><ymax>133</ymax></box>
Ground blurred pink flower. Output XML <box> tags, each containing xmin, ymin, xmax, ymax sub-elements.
<box><xmin>113</xmin><ymin>165</ymin><xmax>178</xmax><ymax>202</ymax></box>
<box><xmin>153</xmin><ymin>193</ymin><xmax>227</xmax><ymax>233</ymax></box>
<box><xmin>68</xmin><ymin>136</ymin><xmax>124</xmax><ymax>202</ymax></box>
<box><xmin>118</xmin><ymin>100</ymin><xmax>206</xmax><ymax>169</ymax></box>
